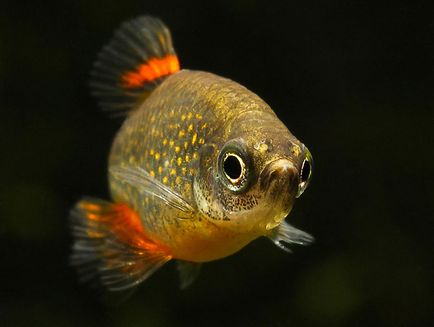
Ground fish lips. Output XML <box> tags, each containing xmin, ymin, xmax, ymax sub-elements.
<box><xmin>259</xmin><ymin>158</ymin><xmax>299</xmax><ymax>210</ymax></box>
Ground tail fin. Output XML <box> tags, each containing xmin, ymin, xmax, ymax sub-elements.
<box><xmin>69</xmin><ymin>198</ymin><xmax>172</xmax><ymax>291</ymax></box>
<box><xmin>90</xmin><ymin>16</ymin><xmax>180</xmax><ymax>115</ymax></box>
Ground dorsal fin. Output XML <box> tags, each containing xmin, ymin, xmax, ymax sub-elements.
<box><xmin>90</xmin><ymin>16</ymin><xmax>180</xmax><ymax>115</ymax></box>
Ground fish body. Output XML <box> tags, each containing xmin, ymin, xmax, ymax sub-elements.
<box><xmin>70</xmin><ymin>16</ymin><xmax>314</xmax><ymax>291</ymax></box>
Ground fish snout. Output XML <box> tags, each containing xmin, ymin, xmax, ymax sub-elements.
<box><xmin>260</xmin><ymin>158</ymin><xmax>299</xmax><ymax>195</ymax></box>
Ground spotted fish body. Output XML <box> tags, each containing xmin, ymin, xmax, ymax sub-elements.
<box><xmin>70</xmin><ymin>16</ymin><xmax>314</xmax><ymax>291</ymax></box>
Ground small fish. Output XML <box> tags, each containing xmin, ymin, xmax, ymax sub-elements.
<box><xmin>70</xmin><ymin>16</ymin><xmax>314</xmax><ymax>291</ymax></box>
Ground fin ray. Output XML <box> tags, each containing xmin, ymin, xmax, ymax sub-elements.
<box><xmin>110</xmin><ymin>165</ymin><xmax>195</xmax><ymax>215</ymax></box>
<box><xmin>90</xmin><ymin>16</ymin><xmax>180</xmax><ymax>115</ymax></box>
<box><xmin>268</xmin><ymin>220</ymin><xmax>314</xmax><ymax>252</ymax></box>
<box><xmin>70</xmin><ymin>198</ymin><xmax>172</xmax><ymax>291</ymax></box>
<box><xmin>177</xmin><ymin>261</ymin><xmax>202</xmax><ymax>289</ymax></box>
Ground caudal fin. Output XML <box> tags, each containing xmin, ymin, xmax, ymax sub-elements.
<box><xmin>90</xmin><ymin>16</ymin><xmax>180</xmax><ymax>115</ymax></box>
<box><xmin>69</xmin><ymin>197</ymin><xmax>172</xmax><ymax>291</ymax></box>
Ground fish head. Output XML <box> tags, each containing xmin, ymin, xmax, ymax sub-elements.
<box><xmin>193</xmin><ymin>110</ymin><xmax>313</xmax><ymax>235</ymax></box>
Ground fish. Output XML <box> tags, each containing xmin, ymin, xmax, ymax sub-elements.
<box><xmin>69</xmin><ymin>16</ymin><xmax>314</xmax><ymax>291</ymax></box>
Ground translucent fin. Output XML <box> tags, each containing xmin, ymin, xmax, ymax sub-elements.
<box><xmin>110</xmin><ymin>165</ymin><xmax>195</xmax><ymax>215</ymax></box>
<box><xmin>69</xmin><ymin>198</ymin><xmax>172</xmax><ymax>291</ymax></box>
<box><xmin>90</xmin><ymin>16</ymin><xmax>180</xmax><ymax>115</ymax></box>
<box><xmin>177</xmin><ymin>261</ymin><xmax>202</xmax><ymax>290</ymax></box>
<box><xmin>268</xmin><ymin>220</ymin><xmax>314</xmax><ymax>253</ymax></box>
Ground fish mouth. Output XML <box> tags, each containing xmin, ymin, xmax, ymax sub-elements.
<box><xmin>259</xmin><ymin>158</ymin><xmax>299</xmax><ymax>226</ymax></box>
<box><xmin>260</xmin><ymin>158</ymin><xmax>299</xmax><ymax>195</ymax></box>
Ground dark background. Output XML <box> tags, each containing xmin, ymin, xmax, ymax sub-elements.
<box><xmin>1</xmin><ymin>1</ymin><xmax>433</xmax><ymax>326</ymax></box>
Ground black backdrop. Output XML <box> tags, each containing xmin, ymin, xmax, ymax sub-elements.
<box><xmin>1</xmin><ymin>1</ymin><xmax>433</xmax><ymax>326</ymax></box>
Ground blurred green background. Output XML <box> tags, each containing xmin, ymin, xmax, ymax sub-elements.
<box><xmin>1</xmin><ymin>1</ymin><xmax>433</xmax><ymax>326</ymax></box>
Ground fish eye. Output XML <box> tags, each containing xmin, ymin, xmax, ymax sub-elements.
<box><xmin>297</xmin><ymin>150</ymin><xmax>313</xmax><ymax>198</ymax></box>
<box><xmin>218</xmin><ymin>141</ymin><xmax>250</xmax><ymax>192</ymax></box>
<box><xmin>300</xmin><ymin>159</ymin><xmax>311</xmax><ymax>184</ymax></box>
<box><xmin>223</xmin><ymin>153</ymin><xmax>245</xmax><ymax>183</ymax></box>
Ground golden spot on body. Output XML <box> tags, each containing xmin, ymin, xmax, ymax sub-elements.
<box><xmin>189</xmin><ymin>167</ymin><xmax>196</xmax><ymax>176</ymax></box>
<box><xmin>188</xmin><ymin>124</ymin><xmax>194</xmax><ymax>132</ymax></box>
<box><xmin>178</xmin><ymin>130</ymin><xmax>185</xmax><ymax>138</ymax></box>
<box><xmin>158</xmin><ymin>166</ymin><xmax>163</xmax><ymax>174</ymax></box>
<box><xmin>195</xmin><ymin>113</ymin><xmax>203</xmax><ymax>120</ymax></box>
<box><xmin>259</xmin><ymin>143</ymin><xmax>268</xmax><ymax>153</ymax></box>
<box><xmin>177</xmin><ymin>157</ymin><xmax>183</xmax><ymax>166</ymax></box>
<box><xmin>198</xmin><ymin>138</ymin><xmax>205</xmax><ymax>145</ymax></box>
<box><xmin>169</xmin><ymin>140</ymin><xmax>175</xmax><ymax>147</ymax></box>
<box><xmin>162</xmin><ymin>138</ymin><xmax>168</xmax><ymax>146</ymax></box>
<box><xmin>175</xmin><ymin>146</ymin><xmax>181</xmax><ymax>153</ymax></box>
<box><xmin>181</xmin><ymin>167</ymin><xmax>187</xmax><ymax>176</ymax></box>
<box><xmin>201</xmin><ymin>123</ymin><xmax>207</xmax><ymax>130</ymax></box>
<box><xmin>192</xmin><ymin>133</ymin><xmax>197</xmax><ymax>145</ymax></box>
<box><xmin>175</xmin><ymin>176</ymin><xmax>182</xmax><ymax>184</ymax></box>
<box><xmin>170</xmin><ymin>168</ymin><xmax>176</xmax><ymax>176</ymax></box>
<box><xmin>150</xmin><ymin>170</ymin><xmax>155</xmax><ymax>177</ymax></box>
<box><xmin>150</xmin><ymin>149</ymin><xmax>155</xmax><ymax>155</ymax></box>
<box><xmin>181</xmin><ymin>114</ymin><xmax>186</xmax><ymax>121</ymax></box>
<box><xmin>192</xmin><ymin>152</ymin><xmax>199</xmax><ymax>159</ymax></box>
<box><xmin>162</xmin><ymin>151</ymin><xmax>167</xmax><ymax>157</ymax></box>
<box><xmin>162</xmin><ymin>176</ymin><xmax>169</xmax><ymax>184</ymax></box>
<box><xmin>164</xmin><ymin>160</ymin><xmax>170</xmax><ymax>167</ymax></box>
<box><xmin>187</xmin><ymin>112</ymin><xmax>193</xmax><ymax>120</ymax></box>
<box><xmin>185</xmin><ymin>154</ymin><xmax>190</xmax><ymax>162</ymax></box>
<box><xmin>291</xmin><ymin>144</ymin><xmax>301</xmax><ymax>157</ymax></box>
<box><xmin>154</xmin><ymin>153</ymin><xmax>160</xmax><ymax>160</ymax></box>
<box><xmin>184</xmin><ymin>141</ymin><xmax>189</xmax><ymax>149</ymax></box>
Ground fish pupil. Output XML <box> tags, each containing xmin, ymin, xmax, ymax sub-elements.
<box><xmin>224</xmin><ymin>155</ymin><xmax>242</xmax><ymax>180</ymax></box>
<box><xmin>301</xmin><ymin>159</ymin><xmax>311</xmax><ymax>183</ymax></box>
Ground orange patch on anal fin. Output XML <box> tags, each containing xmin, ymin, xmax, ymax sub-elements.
<box><xmin>79</xmin><ymin>199</ymin><xmax>171</xmax><ymax>255</ymax></box>
<box><xmin>70</xmin><ymin>198</ymin><xmax>172</xmax><ymax>291</ymax></box>
<box><xmin>110</xmin><ymin>203</ymin><xmax>171</xmax><ymax>254</ymax></box>
<box><xmin>121</xmin><ymin>54</ymin><xmax>180</xmax><ymax>88</ymax></box>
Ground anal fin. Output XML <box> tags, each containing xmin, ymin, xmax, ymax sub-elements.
<box><xmin>70</xmin><ymin>197</ymin><xmax>172</xmax><ymax>291</ymax></box>
<box><xmin>268</xmin><ymin>220</ymin><xmax>314</xmax><ymax>253</ymax></box>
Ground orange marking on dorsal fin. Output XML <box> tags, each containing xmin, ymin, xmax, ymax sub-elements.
<box><xmin>79</xmin><ymin>200</ymin><xmax>171</xmax><ymax>256</ymax></box>
<box><xmin>121</xmin><ymin>54</ymin><xmax>180</xmax><ymax>88</ymax></box>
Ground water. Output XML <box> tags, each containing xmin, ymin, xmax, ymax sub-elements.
<box><xmin>1</xmin><ymin>1</ymin><xmax>433</xmax><ymax>326</ymax></box>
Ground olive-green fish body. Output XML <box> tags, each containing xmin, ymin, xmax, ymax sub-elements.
<box><xmin>109</xmin><ymin>70</ymin><xmax>296</xmax><ymax>262</ymax></box>
<box><xmin>70</xmin><ymin>16</ymin><xmax>314</xmax><ymax>291</ymax></box>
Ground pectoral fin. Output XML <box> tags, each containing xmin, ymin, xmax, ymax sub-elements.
<box><xmin>110</xmin><ymin>165</ymin><xmax>195</xmax><ymax>216</ymax></box>
<box><xmin>268</xmin><ymin>220</ymin><xmax>314</xmax><ymax>253</ymax></box>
